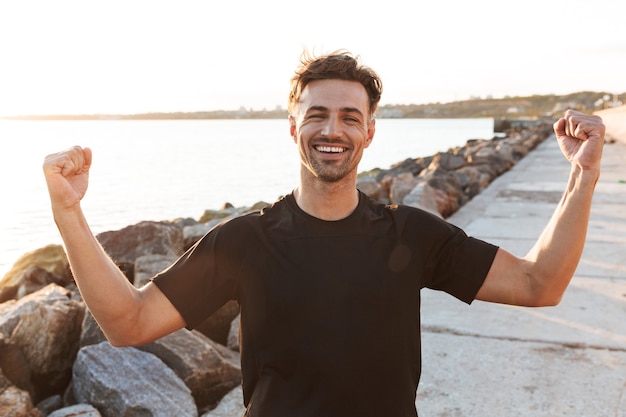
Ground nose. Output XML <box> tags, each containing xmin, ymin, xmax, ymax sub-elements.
<box><xmin>321</xmin><ymin>116</ymin><xmax>342</xmax><ymax>138</ymax></box>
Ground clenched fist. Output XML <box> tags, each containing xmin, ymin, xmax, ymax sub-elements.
<box><xmin>43</xmin><ymin>146</ymin><xmax>92</xmax><ymax>212</ymax></box>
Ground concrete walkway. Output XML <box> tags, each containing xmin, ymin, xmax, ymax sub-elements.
<box><xmin>417</xmin><ymin>135</ymin><xmax>626</xmax><ymax>416</ymax></box>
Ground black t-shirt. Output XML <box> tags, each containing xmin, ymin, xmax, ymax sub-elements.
<box><xmin>153</xmin><ymin>191</ymin><xmax>498</xmax><ymax>417</ymax></box>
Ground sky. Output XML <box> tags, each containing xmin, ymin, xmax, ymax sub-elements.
<box><xmin>0</xmin><ymin>0</ymin><xmax>624</xmax><ymax>117</ymax></box>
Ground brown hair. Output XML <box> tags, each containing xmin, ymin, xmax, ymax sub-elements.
<box><xmin>287</xmin><ymin>50</ymin><xmax>383</xmax><ymax>117</ymax></box>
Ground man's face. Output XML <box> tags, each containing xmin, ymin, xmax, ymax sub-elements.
<box><xmin>289</xmin><ymin>79</ymin><xmax>376</xmax><ymax>183</ymax></box>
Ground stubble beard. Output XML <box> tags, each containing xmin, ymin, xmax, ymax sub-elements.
<box><xmin>307</xmin><ymin>153</ymin><xmax>359</xmax><ymax>183</ymax></box>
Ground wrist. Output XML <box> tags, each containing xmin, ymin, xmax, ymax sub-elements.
<box><xmin>52</xmin><ymin>203</ymin><xmax>86</xmax><ymax>228</ymax></box>
<box><xmin>570</xmin><ymin>164</ymin><xmax>600</xmax><ymax>188</ymax></box>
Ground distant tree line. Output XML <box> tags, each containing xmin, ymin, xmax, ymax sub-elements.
<box><xmin>3</xmin><ymin>91</ymin><xmax>623</xmax><ymax>121</ymax></box>
<box><xmin>376</xmin><ymin>91</ymin><xmax>624</xmax><ymax>119</ymax></box>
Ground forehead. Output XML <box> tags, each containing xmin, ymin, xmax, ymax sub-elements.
<box><xmin>298</xmin><ymin>79</ymin><xmax>369</xmax><ymax>114</ymax></box>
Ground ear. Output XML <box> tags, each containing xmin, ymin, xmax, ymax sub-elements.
<box><xmin>364</xmin><ymin>118</ymin><xmax>376</xmax><ymax>148</ymax></box>
<box><xmin>288</xmin><ymin>115</ymin><xmax>297</xmax><ymax>143</ymax></box>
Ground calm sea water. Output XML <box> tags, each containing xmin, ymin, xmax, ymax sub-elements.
<box><xmin>0</xmin><ymin>118</ymin><xmax>494</xmax><ymax>276</ymax></box>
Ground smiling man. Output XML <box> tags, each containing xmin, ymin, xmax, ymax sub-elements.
<box><xmin>43</xmin><ymin>50</ymin><xmax>605</xmax><ymax>416</ymax></box>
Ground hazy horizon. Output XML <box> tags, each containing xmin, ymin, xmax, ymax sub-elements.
<box><xmin>4</xmin><ymin>89</ymin><xmax>625</xmax><ymax>120</ymax></box>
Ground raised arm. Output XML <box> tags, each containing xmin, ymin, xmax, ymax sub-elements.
<box><xmin>476</xmin><ymin>110</ymin><xmax>605</xmax><ymax>306</ymax></box>
<box><xmin>43</xmin><ymin>146</ymin><xmax>185</xmax><ymax>345</ymax></box>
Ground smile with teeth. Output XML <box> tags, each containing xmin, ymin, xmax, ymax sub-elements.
<box><xmin>315</xmin><ymin>145</ymin><xmax>347</xmax><ymax>153</ymax></box>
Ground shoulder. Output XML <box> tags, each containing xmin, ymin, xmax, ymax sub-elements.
<box><xmin>205</xmin><ymin>194</ymin><xmax>294</xmax><ymax>241</ymax></box>
<box><xmin>358</xmin><ymin>192</ymin><xmax>468</xmax><ymax>245</ymax></box>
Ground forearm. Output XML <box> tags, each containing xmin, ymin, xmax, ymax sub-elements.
<box><xmin>524</xmin><ymin>165</ymin><xmax>599</xmax><ymax>303</ymax></box>
<box><xmin>54</xmin><ymin>205</ymin><xmax>142</xmax><ymax>341</ymax></box>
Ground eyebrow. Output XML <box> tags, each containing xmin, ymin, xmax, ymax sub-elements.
<box><xmin>306</xmin><ymin>106</ymin><xmax>365</xmax><ymax>117</ymax></box>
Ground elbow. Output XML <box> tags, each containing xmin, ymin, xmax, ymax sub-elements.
<box><xmin>534</xmin><ymin>294</ymin><xmax>563</xmax><ymax>307</ymax></box>
<box><xmin>546</xmin><ymin>292</ymin><xmax>564</xmax><ymax>306</ymax></box>
<box><xmin>526</xmin><ymin>268</ymin><xmax>570</xmax><ymax>307</ymax></box>
<box><xmin>99</xmin><ymin>319</ymin><xmax>150</xmax><ymax>348</ymax></box>
<box><xmin>528</xmin><ymin>286</ymin><xmax>565</xmax><ymax>307</ymax></box>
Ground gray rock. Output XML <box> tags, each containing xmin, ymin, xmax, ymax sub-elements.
<box><xmin>183</xmin><ymin>223</ymin><xmax>214</xmax><ymax>250</ymax></box>
<box><xmin>73</xmin><ymin>342</ymin><xmax>197</xmax><ymax>417</ymax></box>
<box><xmin>1</xmin><ymin>284</ymin><xmax>84</xmax><ymax>402</ymax></box>
<box><xmin>96</xmin><ymin>221</ymin><xmax>184</xmax><ymax>277</ymax></box>
<box><xmin>387</xmin><ymin>172</ymin><xmax>420</xmax><ymax>205</ymax></box>
<box><xmin>137</xmin><ymin>329</ymin><xmax>241</xmax><ymax>410</ymax></box>
<box><xmin>134</xmin><ymin>254</ymin><xmax>179</xmax><ymax>287</ymax></box>
<box><xmin>403</xmin><ymin>183</ymin><xmax>445</xmax><ymax>218</ymax></box>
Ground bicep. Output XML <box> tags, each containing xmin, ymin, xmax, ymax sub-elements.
<box><xmin>475</xmin><ymin>248</ymin><xmax>536</xmax><ymax>306</ymax></box>
<box><xmin>134</xmin><ymin>282</ymin><xmax>187</xmax><ymax>345</ymax></box>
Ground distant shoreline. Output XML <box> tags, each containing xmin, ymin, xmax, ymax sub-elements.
<box><xmin>1</xmin><ymin>90</ymin><xmax>622</xmax><ymax>121</ymax></box>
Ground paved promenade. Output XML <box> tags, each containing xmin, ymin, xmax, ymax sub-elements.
<box><xmin>417</xmin><ymin>134</ymin><xmax>626</xmax><ymax>416</ymax></box>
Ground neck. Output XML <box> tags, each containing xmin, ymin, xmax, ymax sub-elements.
<box><xmin>294</xmin><ymin>171</ymin><xmax>359</xmax><ymax>221</ymax></box>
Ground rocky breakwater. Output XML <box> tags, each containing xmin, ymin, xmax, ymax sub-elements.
<box><xmin>358</xmin><ymin>122</ymin><xmax>553</xmax><ymax>218</ymax></box>
<box><xmin>0</xmin><ymin>122</ymin><xmax>553</xmax><ymax>417</ymax></box>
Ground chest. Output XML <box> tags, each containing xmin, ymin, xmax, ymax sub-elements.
<box><xmin>238</xmin><ymin>233</ymin><xmax>422</xmax><ymax>330</ymax></box>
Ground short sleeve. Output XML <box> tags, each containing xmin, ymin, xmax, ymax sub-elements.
<box><xmin>426</xmin><ymin>227</ymin><xmax>498</xmax><ymax>304</ymax></box>
<box><xmin>152</xmin><ymin>220</ymin><xmax>244</xmax><ymax>329</ymax></box>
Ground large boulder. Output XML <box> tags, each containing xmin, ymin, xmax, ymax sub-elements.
<box><xmin>72</xmin><ymin>342</ymin><xmax>198</xmax><ymax>417</ymax></box>
<box><xmin>78</xmin><ymin>311</ymin><xmax>241</xmax><ymax>412</ymax></box>
<box><xmin>0</xmin><ymin>245</ymin><xmax>70</xmax><ymax>303</ymax></box>
<box><xmin>136</xmin><ymin>329</ymin><xmax>241</xmax><ymax>411</ymax></box>
<box><xmin>96</xmin><ymin>221</ymin><xmax>185</xmax><ymax>280</ymax></box>
<box><xmin>133</xmin><ymin>253</ymin><xmax>179</xmax><ymax>288</ymax></box>
<box><xmin>385</xmin><ymin>172</ymin><xmax>420</xmax><ymax>205</ymax></box>
<box><xmin>0</xmin><ymin>284</ymin><xmax>84</xmax><ymax>402</ymax></box>
<box><xmin>419</xmin><ymin>165</ymin><xmax>463</xmax><ymax>217</ymax></box>
<box><xmin>403</xmin><ymin>183</ymin><xmax>445</xmax><ymax>218</ymax></box>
